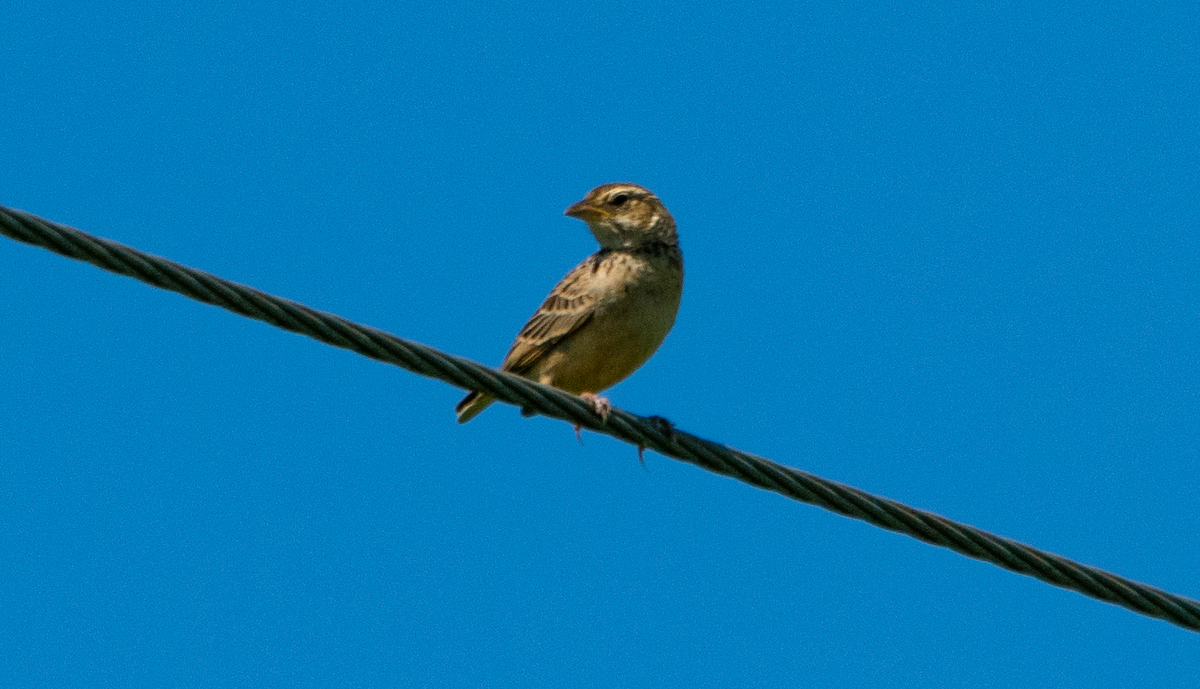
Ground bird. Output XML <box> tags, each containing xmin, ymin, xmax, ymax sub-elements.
<box><xmin>455</xmin><ymin>183</ymin><xmax>683</xmax><ymax>428</ymax></box>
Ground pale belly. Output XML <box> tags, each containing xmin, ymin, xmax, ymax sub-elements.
<box><xmin>534</xmin><ymin>278</ymin><xmax>681</xmax><ymax>395</ymax></box>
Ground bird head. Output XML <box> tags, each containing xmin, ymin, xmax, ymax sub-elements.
<box><xmin>565</xmin><ymin>183</ymin><xmax>677</xmax><ymax>250</ymax></box>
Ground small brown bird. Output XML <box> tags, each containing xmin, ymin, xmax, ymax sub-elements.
<box><xmin>455</xmin><ymin>183</ymin><xmax>684</xmax><ymax>425</ymax></box>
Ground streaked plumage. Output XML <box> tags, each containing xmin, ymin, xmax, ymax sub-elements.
<box><xmin>456</xmin><ymin>183</ymin><xmax>683</xmax><ymax>424</ymax></box>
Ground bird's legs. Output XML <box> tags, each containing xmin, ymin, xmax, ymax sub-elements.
<box><xmin>573</xmin><ymin>392</ymin><xmax>612</xmax><ymax>443</ymax></box>
<box><xmin>636</xmin><ymin>415</ymin><xmax>677</xmax><ymax>467</ymax></box>
<box><xmin>569</xmin><ymin>396</ymin><xmax>676</xmax><ymax>469</ymax></box>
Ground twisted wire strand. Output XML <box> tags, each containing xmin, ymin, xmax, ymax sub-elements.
<box><xmin>2</xmin><ymin>203</ymin><xmax>1197</xmax><ymax>633</ymax></box>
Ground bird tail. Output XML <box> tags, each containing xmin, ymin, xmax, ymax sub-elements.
<box><xmin>455</xmin><ymin>391</ymin><xmax>495</xmax><ymax>423</ymax></box>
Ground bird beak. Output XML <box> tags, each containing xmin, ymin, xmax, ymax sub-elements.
<box><xmin>564</xmin><ymin>200</ymin><xmax>609</xmax><ymax>222</ymax></box>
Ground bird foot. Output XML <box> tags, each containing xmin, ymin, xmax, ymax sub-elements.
<box><xmin>573</xmin><ymin>393</ymin><xmax>612</xmax><ymax>444</ymax></box>
<box><xmin>636</xmin><ymin>415</ymin><xmax>677</xmax><ymax>467</ymax></box>
<box><xmin>580</xmin><ymin>392</ymin><xmax>612</xmax><ymax>421</ymax></box>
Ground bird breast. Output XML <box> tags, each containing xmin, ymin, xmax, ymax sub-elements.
<box><xmin>537</xmin><ymin>248</ymin><xmax>682</xmax><ymax>394</ymax></box>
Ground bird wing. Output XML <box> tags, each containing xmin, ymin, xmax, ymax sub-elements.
<box><xmin>499</xmin><ymin>254</ymin><xmax>602</xmax><ymax>375</ymax></box>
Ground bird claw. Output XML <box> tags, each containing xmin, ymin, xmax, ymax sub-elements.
<box><xmin>570</xmin><ymin>396</ymin><xmax>671</xmax><ymax>472</ymax></box>
<box><xmin>568</xmin><ymin>393</ymin><xmax>613</xmax><ymax>444</ymax></box>
<box><xmin>579</xmin><ymin>392</ymin><xmax>612</xmax><ymax>422</ymax></box>
<box><xmin>572</xmin><ymin>393</ymin><xmax>611</xmax><ymax>444</ymax></box>
<box><xmin>636</xmin><ymin>416</ymin><xmax>676</xmax><ymax>468</ymax></box>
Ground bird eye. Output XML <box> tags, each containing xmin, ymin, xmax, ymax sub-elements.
<box><xmin>609</xmin><ymin>193</ymin><xmax>629</xmax><ymax>207</ymax></box>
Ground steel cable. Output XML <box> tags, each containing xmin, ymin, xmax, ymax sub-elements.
<box><xmin>2</xmin><ymin>203</ymin><xmax>1197</xmax><ymax>632</ymax></box>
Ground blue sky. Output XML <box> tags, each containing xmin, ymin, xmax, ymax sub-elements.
<box><xmin>3</xmin><ymin>1</ymin><xmax>1198</xmax><ymax>686</ymax></box>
